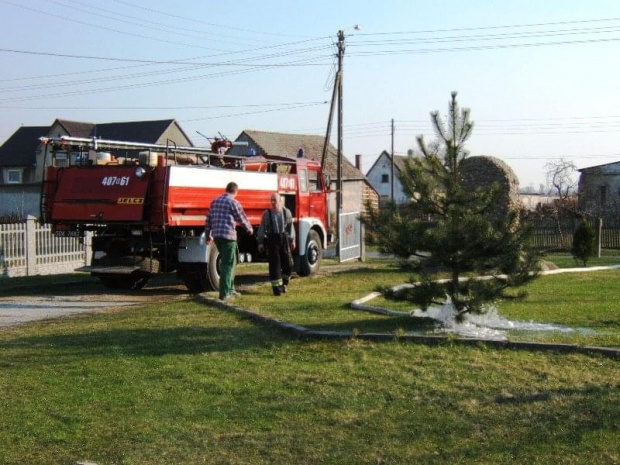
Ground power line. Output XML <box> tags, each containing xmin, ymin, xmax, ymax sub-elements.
<box><xmin>349</xmin><ymin>24</ymin><xmax>620</xmax><ymax>47</ymax></box>
<box><xmin>500</xmin><ymin>154</ymin><xmax>620</xmax><ymax>160</ymax></box>
<box><xmin>0</xmin><ymin>55</ymin><xmax>329</xmax><ymax>102</ymax></box>
<box><xmin>0</xmin><ymin>34</ymin><xmax>332</xmax><ymax>84</ymax></box>
<box><xmin>351</xmin><ymin>151</ymin><xmax>620</xmax><ymax>160</ymax></box>
<box><xmin>0</xmin><ymin>0</ymin><xmax>236</xmax><ymax>52</ymax></box>
<box><xmin>347</xmin><ymin>36</ymin><xmax>620</xmax><ymax>56</ymax></box>
<box><xmin>0</xmin><ymin>47</ymin><xmax>333</xmax><ymax>97</ymax></box>
<box><xmin>350</xmin><ymin>16</ymin><xmax>620</xmax><ymax>37</ymax></box>
<box><xmin>398</xmin><ymin>115</ymin><xmax>620</xmax><ymax>123</ymax></box>
<box><xmin>50</xmin><ymin>0</ymin><xmax>277</xmax><ymax>45</ymax></box>
<box><xmin>0</xmin><ymin>100</ymin><xmax>328</xmax><ymax>110</ymax></box>
<box><xmin>181</xmin><ymin>101</ymin><xmax>328</xmax><ymax>122</ymax></box>
<box><xmin>109</xmin><ymin>0</ymin><xmax>311</xmax><ymax>38</ymax></box>
<box><xmin>0</xmin><ymin>47</ymin><xmax>332</xmax><ymax>68</ymax></box>
<box><xmin>0</xmin><ymin>50</ymin><xmax>333</xmax><ymax>94</ymax></box>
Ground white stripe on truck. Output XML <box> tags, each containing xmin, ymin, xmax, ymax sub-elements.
<box><xmin>169</xmin><ymin>166</ymin><xmax>278</xmax><ymax>191</ymax></box>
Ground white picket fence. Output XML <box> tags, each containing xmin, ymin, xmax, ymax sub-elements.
<box><xmin>0</xmin><ymin>216</ymin><xmax>91</xmax><ymax>278</ymax></box>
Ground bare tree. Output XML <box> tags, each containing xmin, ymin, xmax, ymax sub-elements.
<box><xmin>545</xmin><ymin>158</ymin><xmax>577</xmax><ymax>200</ymax></box>
<box><xmin>544</xmin><ymin>158</ymin><xmax>578</xmax><ymax>249</ymax></box>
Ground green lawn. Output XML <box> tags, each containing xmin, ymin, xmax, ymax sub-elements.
<box><xmin>0</xmin><ymin>260</ymin><xmax>619</xmax><ymax>464</ymax></box>
<box><xmin>542</xmin><ymin>250</ymin><xmax>620</xmax><ymax>268</ymax></box>
<box><xmin>215</xmin><ymin>259</ymin><xmax>620</xmax><ymax>348</ymax></box>
<box><xmin>1</xmin><ymin>297</ymin><xmax>618</xmax><ymax>464</ymax></box>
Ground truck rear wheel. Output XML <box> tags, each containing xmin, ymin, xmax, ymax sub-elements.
<box><xmin>180</xmin><ymin>246</ymin><xmax>220</xmax><ymax>293</ymax></box>
<box><xmin>298</xmin><ymin>230</ymin><xmax>322</xmax><ymax>276</ymax></box>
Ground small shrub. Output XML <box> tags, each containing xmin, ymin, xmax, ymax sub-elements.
<box><xmin>571</xmin><ymin>220</ymin><xmax>596</xmax><ymax>266</ymax></box>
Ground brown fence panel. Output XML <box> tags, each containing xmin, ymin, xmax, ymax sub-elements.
<box><xmin>527</xmin><ymin>217</ymin><xmax>620</xmax><ymax>250</ymax></box>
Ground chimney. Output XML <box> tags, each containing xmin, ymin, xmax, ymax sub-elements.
<box><xmin>355</xmin><ymin>154</ymin><xmax>362</xmax><ymax>170</ymax></box>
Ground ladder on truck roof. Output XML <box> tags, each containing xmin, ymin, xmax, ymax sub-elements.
<box><xmin>41</xmin><ymin>135</ymin><xmax>217</xmax><ymax>156</ymax></box>
<box><xmin>39</xmin><ymin>135</ymin><xmax>300</xmax><ymax>166</ymax></box>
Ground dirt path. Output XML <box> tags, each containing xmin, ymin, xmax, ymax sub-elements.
<box><xmin>0</xmin><ymin>274</ymin><xmax>193</xmax><ymax>328</ymax></box>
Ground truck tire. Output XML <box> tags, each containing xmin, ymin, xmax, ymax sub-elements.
<box><xmin>298</xmin><ymin>230</ymin><xmax>322</xmax><ymax>276</ymax></box>
<box><xmin>180</xmin><ymin>247</ymin><xmax>219</xmax><ymax>293</ymax></box>
<box><xmin>206</xmin><ymin>245</ymin><xmax>220</xmax><ymax>291</ymax></box>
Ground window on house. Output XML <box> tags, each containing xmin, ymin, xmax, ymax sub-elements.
<box><xmin>381</xmin><ymin>174</ymin><xmax>389</xmax><ymax>183</ymax></box>
<box><xmin>7</xmin><ymin>169</ymin><xmax>22</xmax><ymax>184</ymax></box>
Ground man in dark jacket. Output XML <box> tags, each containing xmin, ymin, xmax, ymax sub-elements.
<box><xmin>257</xmin><ymin>193</ymin><xmax>296</xmax><ymax>296</ymax></box>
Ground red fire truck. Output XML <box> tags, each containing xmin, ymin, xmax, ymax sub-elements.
<box><xmin>40</xmin><ymin>136</ymin><xmax>331</xmax><ymax>292</ymax></box>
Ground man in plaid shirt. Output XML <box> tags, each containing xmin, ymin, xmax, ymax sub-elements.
<box><xmin>205</xmin><ymin>182</ymin><xmax>253</xmax><ymax>300</ymax></box>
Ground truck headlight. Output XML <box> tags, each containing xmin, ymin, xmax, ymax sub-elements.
<box><xmin>135</xmin><ymin>167</ymin><xmax>146</xmax><ymax>178</ymax></box>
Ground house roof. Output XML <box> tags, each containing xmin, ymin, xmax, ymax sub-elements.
<box><xmin>230</xmin><ymin>129</ymin><xmax>367</xmax><ymax>181</ymax></box>
<box><xmin>578</xmin><ymin>160</ymin><xmax>620</xmax><ymax>173</ymax></box>
<box><xmin>0</xmin><ymin>126</ymin><xmax>48</xmax><ymax>167</ymax></box>
<box><xmin>94</xmin><ymin>119</ymin><xmax>183</xmax><ymax>144</ymax></box>
<box><xmin>53</xmin><ymin>119</ymin><xmax>96</xmax><ymax>138</ymax></box>
<box><xmin>53</xmin><ymin>118</ymin><xmax>185</xmax><ymax>144</ymax></box>
<box><xmin>0</xmin><ymin>119</ymin><xmax>192</xmax><ymax>168</ymax></box>
<box><xmin>366</xmin><ymin>150</ymin><xmax>411</xmax><ymax>176</ymax></box>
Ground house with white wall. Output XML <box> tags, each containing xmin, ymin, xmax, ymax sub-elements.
<box><xmin>365</xmin><ymin>150</ymin><xmax>412</xmax><ymax>206</ymax></box>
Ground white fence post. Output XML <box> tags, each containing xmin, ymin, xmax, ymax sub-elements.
<box><xmin>25</xmin><ymin>215</ymin><xmax>37</xmax><ymax>276</ymax></box>
<box><xmin>85</xmin><ymin>231</ymin><xmax>93</xmax><ymax>267</ymax></box>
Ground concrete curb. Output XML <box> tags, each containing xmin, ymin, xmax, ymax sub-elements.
<box><xmin>194</xmin><ymin>294</ymin><xmax>620</xmax><ymax>359</ymax></box>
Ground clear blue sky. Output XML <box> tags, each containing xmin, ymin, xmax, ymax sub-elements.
<box><xmin>1</xmin><ymin>0</ymin><xmax>619</xmax><ymax>188</ymax></box>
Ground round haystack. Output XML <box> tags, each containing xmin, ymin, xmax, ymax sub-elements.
<box><xmin>460</xmin><ymin>155</ymin><xmax>520</xmax><ymax>217</ymax></box>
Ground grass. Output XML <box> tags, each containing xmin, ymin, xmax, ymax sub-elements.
<box><xmin>222</xmin><ymin>258</ymin><xmax>620</xmax><ymax>348</ymax></box>
<box><xmin>542</xmin><ymin>249</ymin><xmax>620</xmax><ymax>268</ymax></box>
<box><xmin>1</xmin><ymin>298</ymin><xmax>619</xmax><ymax>464</ymax></box>
<box><xmin>0</xmin><ymin>259</ymin><xmax>619</xmax><ymax>463</ymax></box>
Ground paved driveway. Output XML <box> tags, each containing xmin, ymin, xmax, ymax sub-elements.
<box><xmin>0</xmin><ymin>276</ymin><xmax>189</xmax><ymax>328</ymax></box>
<box><xmin>0</xmin><ymin>294</ymin><xmax>164</xmax><ymax>327</ymax></box>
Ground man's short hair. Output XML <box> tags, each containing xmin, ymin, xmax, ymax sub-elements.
<box><xmin>226</xmin><ymin>182</ymin><xmax>238</xmax><ymax>194</ymax></box>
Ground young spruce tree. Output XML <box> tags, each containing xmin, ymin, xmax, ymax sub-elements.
<box><xmin>571</xmin><ymin>219</ymin><xmax>596</xmax><ymax>267</ymax></box>
<box><xmin>365</xmin><ymin>92</ymin><xmax>539</xmax><ymax>318</ymax></box>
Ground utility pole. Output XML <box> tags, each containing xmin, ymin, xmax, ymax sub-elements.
<box><xmin>391</xmin><ymin>118</ymin><xmax>395</xmax><ymax>201</ymax></box>
<box><xmin>336</xmin><ymin>29</ymin><xmax>345</xmax><ymax>258</ymax></box>
<box><xmin>321</xmin><ymin>30</ymin><xmax>346</xmax><ymax>259</ymax></box>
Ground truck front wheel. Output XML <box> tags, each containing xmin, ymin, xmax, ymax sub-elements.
<box><xmin>298</xmin><ymin>230</ymin><xmax>322</xmax><ymax>276</ymax></box>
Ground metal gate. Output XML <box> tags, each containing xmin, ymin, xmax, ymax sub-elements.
<box><xmin>339</xmin><ymin>211</ymin><xmax>361</xmax><ymax>262</ymax></box>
